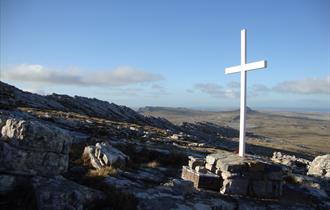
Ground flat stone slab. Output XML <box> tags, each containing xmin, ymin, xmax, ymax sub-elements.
<box><xmin>181</xmin><ymin>166</ymin><xmax>221</xmax><ymax>191</ymax></box>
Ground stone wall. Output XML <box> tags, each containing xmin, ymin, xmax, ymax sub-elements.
<box><xmin>182</xmin><ymin>151</ymin><xmax>284</xmax><ymax>198</ymax></box>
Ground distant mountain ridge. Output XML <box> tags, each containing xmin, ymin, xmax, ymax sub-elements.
<box><xmin>139</xmin><ymin>105</ymin><xmax>257</xmax><ymax>115</ymax></box>
<box><xmin>0</xmin><ymin>81</ymin><xmax>176</xmax><ymax>130</ymax></box>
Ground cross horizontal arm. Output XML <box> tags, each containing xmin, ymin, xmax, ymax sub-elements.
<box><xmin>225</xmin><ymin>60</ymin><xmax>267</xmax><ymax>74</ymax></box>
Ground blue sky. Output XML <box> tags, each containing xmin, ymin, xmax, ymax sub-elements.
<box><xmin>1</xmin><ymin>0</ymin><xmax>329</xmax><ymax>110</ymax></box>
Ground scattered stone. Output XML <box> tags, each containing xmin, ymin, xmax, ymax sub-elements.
<box><xmin>216</xmin><ymin>151</ymin><xmax>284</xmax><ymax>198</ymax></box>
<box><xmin>83</xmin><ymin>142</ymin><xmax>129</xmax><ymax>169</ymax></box>
<box><xmin>188</xmin><ymin>156</ymin><xmax>205</xmax><ymax>170</ymax></box>
<box><xmin>170</xmin><ymin>134</ymin><xmax>179</xmax><ymax>140</ymax></box>
<box><xmin>272</xmin><ymin>152</ymin><xmax>310</xmax><ymax>174</ymax></box>
<box><xmin>181</xmin><ymin>166</ymin><xmax>222</xmax><ymax>191</ymax></box>
<box><xmin>307</xmin><ymin>154</ymin><xmax>330</xmax><ymax>178</ymax></box>
<box><xmin>183</xmin><ymin>151</ymin><xmax>284</xmax><ymax>198</ymax></box>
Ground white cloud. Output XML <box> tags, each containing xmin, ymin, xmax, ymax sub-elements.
<box><xmin>252</xmin><ymin>84</ymin><xmax>270</xmax><ymax>92</ymax></box>
<box><xmin>273</xmin><ymin>76</ymin><xmax>330</xmax><ymax>94</ymax></box>
<box><xmin>194</xmin><ymin>83</ymin><xmax>239</xmax><ymax>98</ymax></box>
<box><xmin>148</xmin><ymin>84</ymin><xmax>168</xmax><ymax>97</ymax></box>
<box><xmin>2</xmin><ymin>64</ymin><xmax>163</xmax><ymax>87</ymax></box>
<box><xmin>227</xmin><ymin>81</ymin><xmax>240</xmax><ymax>89</ymax></box>
<box><xmin>194</xmin><ymin>76</ymin><xmax>329</xmax><ymax>99</ymax></box>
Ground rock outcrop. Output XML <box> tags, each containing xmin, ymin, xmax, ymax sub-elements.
<box><xmin>272</xmin><ymin>151</ymin><xmax>310</xmax><ymax>174</ymax></box>
<box><xmin>1</xmin><ymin>81</ymin><xmax>329</xmax><ymax>210</ymax></box>
<box><xmin>308</xmin><ymin>154</ymin><xmax>330</xmax><ymax>178</ymax></box>
<box><xmin>83</xmin><ymin>142</ymin><xmax>129</xmax><ymax>169</ymax></box>
<box><xmin>0</xmin><ymin>118</ymin><xmax>72</xmax><ymax>176</ymax></box>
<box><xmin>32</xmin><ymin>176</ymin><xmax>106</xmax><ymax>210</ymax></box>
<box><xmin>0</xmin><ymin>81</ymin><xmax>177</xmax><ymax>130</ymax></box>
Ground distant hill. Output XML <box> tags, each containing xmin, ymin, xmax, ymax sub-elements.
<box><xmin>138</xmin><ymin>106</ymin><xmax>205</xmax><ymax>116</ymax></box>
<box><xmin>139</xmin><ymin>106</ymin><xmax>257</xmax><ymax>116</ymax></box>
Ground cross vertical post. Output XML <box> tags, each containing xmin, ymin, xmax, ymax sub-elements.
<box><xmin>238</xmin><ymin>29</ymin><xmax>247</xmax><ymax>157</ymax></box>
<box><xmin>239</xmin><ymin>29</ymin><xmax>247</xmax><ymax>157</ymax></box>
<box><xmin>224</xmin><ymin>29</ymin><xmax>267</xmax><ymax>157</ymax></box>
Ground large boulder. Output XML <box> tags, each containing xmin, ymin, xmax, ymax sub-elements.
<box><xmin>308</xmin><ymin>154</ymin><xmax>330</xmax><ymax>178</ymax></box>
<box><xmin>32</xmin><ymin>176</ymin><xmax>106</xmax><ymax>210</ymax></box>
<box><xmin>83</xmin><ymin>142</ymin><xmax>129</xmax><ymax>169</ymax></box>
<box><xmin>0</xmin><ymin>141</ymin><xmax>69</xmax><ymax>176</ymax></box>
<box><xmin>1</xmin><ymin>118</ymin><xmax>71</xmax><ymax>153</ymax></box>
<box><xmin>0</xmin><ymin>118</ymin><xmax>72</xmax><ymax>176</ymax></box>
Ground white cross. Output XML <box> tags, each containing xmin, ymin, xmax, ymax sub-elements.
<box><xmin>225</xmin><ymin>29</ymin><xmax>267</xmax><ymax>157</ymax></box>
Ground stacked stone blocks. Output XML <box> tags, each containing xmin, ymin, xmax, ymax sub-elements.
<box><xmin>181</xmin><ymin>151</ymin><xmax>284</xmax><ymax>198</ymax></box>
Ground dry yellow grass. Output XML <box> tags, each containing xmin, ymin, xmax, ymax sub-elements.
<box><xmin>87</xmin><ymin>166</ymin><xmax>118</xmax><ymax>177</ymax></box>
<box><xmin>145</xmin><ymin>160</ymin><xmax>160</xmax><ymax>168</ymax></box>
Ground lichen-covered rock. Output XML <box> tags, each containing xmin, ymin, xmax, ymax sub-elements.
<box><xmin>32</xmin><ymin>176</ymin><xmax>106</xmax><ymax>210</ymax></box>
<box><xmin>163</xmin><ymin>179</ymin><xmax>195</xmax><ymax>195</ymax></box>
<box><xmin>0</xmin><ymin>118</ymin><xmax>72</xmax><ymax>176</ymax></box>
<box><xmin>271</xmin><ymin>152</ymin><xmax>310</xmax><ymax>174</ymax></box>
<box><xmin>0</xmin><ymin>141</ymin><xmax>69</xmax><ymax>176</ymax></box>
<box><xmin>83</xmin><ymin>142</ymin><xmax>129</xmax><ymax>169</ymax></box>
<box><xmin>1</xmin><ymin>118</ymin><xmax>72</xmax><ymax>154</ymax></box>
<box><xmin>308</xmin><ymin>154</ymin><xmax>330</xmax><ymax>178</ymax></box>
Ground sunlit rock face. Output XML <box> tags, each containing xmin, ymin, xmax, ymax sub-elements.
<box><xmin>308</xmin><ymin>154</ymin><xmax>330</xmax><ymax>178</ymax></box>
<box><xmin>0</xmin><ymin>118</ymin><xmax>72</xmax><ymax>176</ymax></box>
<box><xmin>83</xmin><ymin>142</ymin><xmax>129</xmax><ymax>169</ymax></box>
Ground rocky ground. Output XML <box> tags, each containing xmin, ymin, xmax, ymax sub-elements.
<box><xmin>0</xmin><ymin>81</ymin><xmax>329</xmax><ymax>210</ymax></box>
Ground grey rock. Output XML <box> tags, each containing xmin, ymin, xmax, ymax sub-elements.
<box><xmin>104</xmin><ymin>175</ymin><xmax>142</xmax><ymax>191</ymax></box>
<box><xmin>221</xmin><ymin>178</ymin><xmax>249</xmax><ymax>195</ymax></box>
<box><xmin>0</xmin><ymin>175</ymin><xmax>17</xmax><ymax>194</ymax></box>
<box><xmin>307</xmin><ymin>154</ymin><xmax>330</xmax><ymax>178</ymax></box>
<box><xmin>188</xmin><ymin>156</ymin><xmax>205</xmax><ymax>170</ymax></box>
<box><xmin>205</xmin><ymin>163</ymin><xmax>216</xmax><ymax>172</ymax></box>
<box><xmin>272</xmin><ymin>152</ymin><xmax>310</xmax><ymax>174</ymax></box>
<box><xmin>163</xmin><ymin>179</ymin><xmax>194</xmax><ymax>195</ymax></box>
<box><xmin>0</xmin><ymin>81</ymin><xmax>178</xmax><ymax>130</ymax></box>
<box><xmin>120</xmin><ymin>167</ymin><xmax>167</xmax><ymax>184</ymax></box>
<box><xmin>136</xmin><ymin>185</ymin><xmax>237</xmax><ymax>210</ymax></box>
<box><xmin>182</xmin><ymin>166</ymin><xmax>222</xmax><ymax>191</ymax></box>
<box><xmin>0</xmin><ymin>141</ymin><xmax>69</xmax><ymax>176</ymax></box>
<box><xmin>83</xmin><ymin>142</ymin><xmax>129</xmax><ymax>169</ymax></box>
<box><xmin>0</xmin><ymin>118</ymin><xmax>71</xmax><ymax>176</ymax></box>
<box><xmin>32</xmin><ymin>176</ymin><xmax>106</xmax><ymax>210</ymax></box>
<box><xmin>1</xmin><ymin>118</ymin><xmax>72</xmax><ymax>154</ymax></box>
<box><xmin>195</xmin><ymin>166</ymin><xmax>208</xmax><ymax>174</ymax></box>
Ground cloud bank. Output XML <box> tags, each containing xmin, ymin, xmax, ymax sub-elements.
<box><xmin>273</xmin><ymin>76</ymin><xmax>330</xmax><ymax>94</ymax></box>
<box><xmin>194</xmin><ymin>83</ymin><xmax>239</xmax><ymax>98</ymax></box>
<box><xmin>194</xmin><ymin>76</ymin><xmax>330</xmax><ymax>99</ymax></box>
<box><xmin>2</xmin><ymin>64</ymin><xmax>163</xmax><ymax>86</ymax></box>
